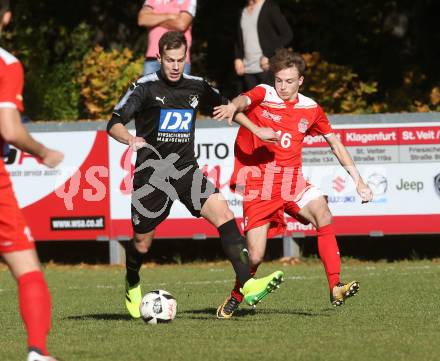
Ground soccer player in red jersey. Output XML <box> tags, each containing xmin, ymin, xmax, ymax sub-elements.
<box><xmin>214</xmin><ymin>48</ymin><xmax>373</xmax><ymax>319</ymax></box>
<box><xmin>0</xmin><ymin>2</ymin><xmax>63</xmax><ymax>360</ymax></box>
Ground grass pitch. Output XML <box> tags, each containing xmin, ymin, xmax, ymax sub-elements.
<box><xmin>1</xmin><ymin>260</ymin><xmax>439</xmax><ymax>361</ymax></box>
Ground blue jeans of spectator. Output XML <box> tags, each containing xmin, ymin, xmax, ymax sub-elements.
<box><xmin>143</xmin><ymin>60</ymin><xmax>191</xmax><ymax>75</ymax></box>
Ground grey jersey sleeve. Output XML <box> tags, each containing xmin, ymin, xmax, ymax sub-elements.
<box><xmin>107</xmin><ymin>81</ymin><xmax>150</xmax><ymax>132</ymax></box>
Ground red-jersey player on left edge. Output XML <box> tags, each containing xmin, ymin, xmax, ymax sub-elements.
<box><xmin>0</xmin><ymin>1</ymin><xmax>63</xmax><ymax>360</ymax></box>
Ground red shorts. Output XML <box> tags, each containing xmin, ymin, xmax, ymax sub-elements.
<box><xmin>0</xmin><ymin>184</ymin><xmax>34</xmax><ymax>254</ymax></box>
<box><xmin>243</xmin><ymin>195</ymin><xmax>302</xmax><ymax>238</ymax></box>
<box><xmin>242</xmin><ymin>171</ymin><xmax>324</xmax><ymax>238</ymax></box>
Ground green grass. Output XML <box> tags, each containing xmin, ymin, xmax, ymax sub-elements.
<box><xmin>1</xmin><ymin>260</ymin><xmax>440</xmax><ymax>361</ymax></box>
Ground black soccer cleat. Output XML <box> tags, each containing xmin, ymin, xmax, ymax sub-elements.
<box><xmin>216</xmin><ymin>295</ymin><xmax>241</xmax><ymax>319</ymax></box>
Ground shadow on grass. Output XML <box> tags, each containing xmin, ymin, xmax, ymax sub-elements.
<box><xmin>180</xmin><ymin>307</ymin><xmax>330</xmax><ymax>319</ymax></box>
<box><xmin>65</xmin><ymin>308</ymin><xmax>331</xmax><ymax>323</ymax></box>
<box><xmin>66</xmin><ymin>313</ymin><xmax>133</xmax><ymax>321</ymax></box>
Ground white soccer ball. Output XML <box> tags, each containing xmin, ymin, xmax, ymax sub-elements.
<box><xmin>139</xmin><ymin>289</ymin><xmax>177</xmax><ymax>324</ymax></box>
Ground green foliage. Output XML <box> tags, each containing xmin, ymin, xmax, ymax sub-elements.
<box><xmin>2</xmin><ymin>1</ymin><xmax>439</xmax><ymax>119</ymax></box>
<box><xmin>40</xmin><ymin>63</ymin><xmax>81</xmax><ymax>121</ymax></box>
<box><xmin>403</xmin><ymin>72</ymin><xmax>440</xmax><ymax>113</ymax></box>
<box><xmin>78</xmin><ymin>46</ymin><xmax>143</xmax><ymax>120</ymax></box>
<box><xmin>429</xmin><ymin>87</ymin><xmax>440</xmax><ymax>111</ymax></box>
<box><xmin>303</xmin><ymin>52</ymin><xmax>379</xmax><ymax>114</ymax></box>
<box><xmin>41</xmin><ymin>23</ymin><xmax>92</xmax><ymax>120</ymax></box>
<box><xmin>5</xmin><ymin>22</ymin><xmax>92</xmax><ymax>120</ymax></box>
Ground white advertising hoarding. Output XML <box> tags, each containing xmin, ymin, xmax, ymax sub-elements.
<box><xmin>109</xmin><ymin>123</ymin><xmax>440</xmax><ymax>238</ymax></box>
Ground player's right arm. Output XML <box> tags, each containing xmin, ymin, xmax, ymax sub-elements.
<box><xmin>107</xmin><ymin>81</ymin><xmax>148</xmax><ymax>151</ymax></box>
<box><xmin>234</xmin><ymin>112</ymin><xmax>279</xmax><ymax>144</ymax></box>
<box><xmin>138</xmin><ymin>4</ymin><xmax>177</xmax><ymax>28</ymax></box>
<box><xmin>0</xmin><ymin>59</ymin><xmax>63</xmax><ymax>168</ymax></box>
<box><xmin>0</xmin><ymin>108</ymin><xmax>63</xmax><ymax>168</ymax></box>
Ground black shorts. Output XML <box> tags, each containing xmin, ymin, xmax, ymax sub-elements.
<box><xmin>131</xmin><ymin>166</ymin><xmax>218</xmax><ymax>234</ymax></box>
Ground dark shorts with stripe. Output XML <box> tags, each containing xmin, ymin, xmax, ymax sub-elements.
<box><xmin>131</xmin><ymin>166</ymin><xmax>218</xmax><ymax>234</ymax></box>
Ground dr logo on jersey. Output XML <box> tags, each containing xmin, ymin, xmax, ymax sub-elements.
<box><xmin>159</xmin><ymin>109</ymin><xmax>194</xmax><ymax>133</ymax></box>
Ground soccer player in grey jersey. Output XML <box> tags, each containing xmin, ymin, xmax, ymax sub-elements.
<box><xmin>107</xmin><ymin>31</ymin><xmax>284</xmax><ymax>318</ymax></box>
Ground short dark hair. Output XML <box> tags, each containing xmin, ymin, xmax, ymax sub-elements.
<box><xmin>270</xmin><ymin>48</ymin><xmax>306</xmax><ymax>76</ymax></box>
<box><xmin>158</xmin><ymin>31</ymin><xmax>187</xmax><ymax>56</ymax></box>
<box><xmin>0</xmin><ymin>0</ymin><xmax>10</xmax><ymax>17</ymax></box>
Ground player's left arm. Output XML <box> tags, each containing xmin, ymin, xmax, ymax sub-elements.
<box><xmin>326</xmin><ymin>134</ymin><xmax>373</xmax><ymax>202</ymax></box>
<box><xmin>200</xmin><ymin>80</ymin><xmax>230</xmax><ymax>118</ymax></box>
<box><xmin>311</xmin><ymin>106</ymin><xmax>372</xmax><ymax>202</ymax></box>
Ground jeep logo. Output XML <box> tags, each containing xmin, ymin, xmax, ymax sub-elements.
<box><xmin>395</xmin><ymin>178</ymin><xmax>424</xmax><ymax>192</ymax></box>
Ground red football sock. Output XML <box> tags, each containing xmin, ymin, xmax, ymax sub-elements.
<box><xmin>18</xmin><ymin>271</ymin><xmax>51</xmax><ymax>356</ymax></box>
<box><xmin>230</xmin><ymin>265</ymin><xmax>259</xmax><ymax>302</ymax></box>
<box><xmin>317</xmin><ymin>224</ymin><xmax>340</xmax><ymax>290</ymax></box>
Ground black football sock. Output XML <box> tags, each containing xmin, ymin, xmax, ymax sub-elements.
<box><xmin>125</xmin><ymin>241</ymin><xmax>145</xmax><ymax>287</ymax></box>
<box><xmin>218</xmin><ymin>219</ymin><xmax>251</xmax><ymax>285</ymax></box>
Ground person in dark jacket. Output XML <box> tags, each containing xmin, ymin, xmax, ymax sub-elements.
<box><xmin>234</xmin><ymin>0</ymin><xmax>293</xmax><ymax>91</ymax></box>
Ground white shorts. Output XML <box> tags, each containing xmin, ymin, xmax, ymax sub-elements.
<box><xmin>294</xmin><ymin>184</ymin><xmax>326</xmax><ymax>209</ymax></box>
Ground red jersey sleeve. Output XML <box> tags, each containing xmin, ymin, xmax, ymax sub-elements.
<box><xmin>306</xmin><ymin>105</ymin><xmax>333</xmax><ymax>136</ymax></box>
<box><xmin>0</xmin><ymin>61</ymin><xmax>24</xmax><ymax>112</ymax></box>
<box><xmin>242</xmin><ymin>85</ymin><xmax>267</xmax><ymax>108</ymax></box>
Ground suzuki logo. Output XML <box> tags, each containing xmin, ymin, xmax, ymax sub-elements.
<box><xmin>332</xmin><ymin>176</ymin><xmax>345</xmax><ymax>193</ymax></box>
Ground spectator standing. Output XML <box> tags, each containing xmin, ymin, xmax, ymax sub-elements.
<box><xmin>235</xmin><ymin>0</ymin><xmax>293</xmax><ymax>91</ymax></box>
<box><xmin>138</xmin><ymin>0</ymin><xmax>197</xmax><ymax>75</ymax></box>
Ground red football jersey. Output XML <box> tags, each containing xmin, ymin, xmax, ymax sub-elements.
<box><xmin>0</xmin><ymin>47</ymin><xmax>24</xmax><ymax>112</ymax></box>
<box><xmin>0</xmin><ymin>48</ymin><xmax>33</xmax><ymax>253</ymax></box>
<box><xmin>231</xmin><ymin>84</ymin><xmax>333</xmax><ymax>190</ymax></box>
<box><xmin>0</xmin><ymin>47</ymin><xmax>24</xmax><ymax>188</ymax></box>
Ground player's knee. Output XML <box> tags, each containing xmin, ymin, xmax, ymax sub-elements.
<box><xmin>249</xmin><ymin>253</ymin><xmax>263</xmax><ymax>268</ymax></box>
<box><xmin>218</xmin><ymin>209</ymin><xmax>235</xmax><ymax>226</ymax></box>
<box><xmin>135</xmin><ymin>243</ymin><xmax>150</xmax><ymax>254</ymax></box>
<box><xmin>316</xmin><ymin>209</ymin><xmax>332</xmax><ymax>228</ymax></box>
<box><xmin>133</xmin><ymin>235</ymin><xmax>152</xmax><ymax>254</ymax></box>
